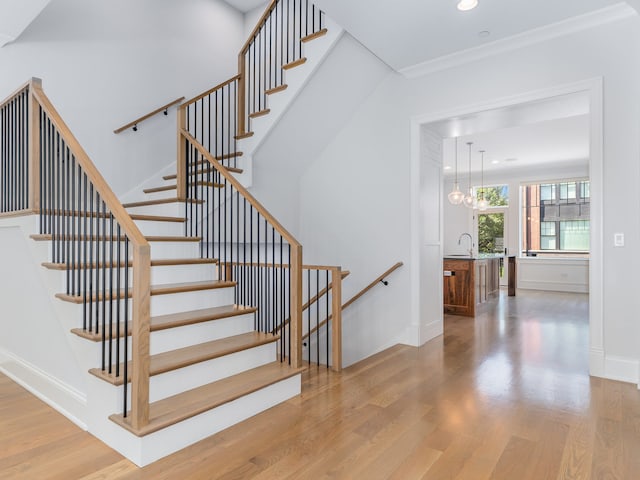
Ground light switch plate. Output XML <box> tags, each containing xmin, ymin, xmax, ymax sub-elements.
<box><xmin>614</xmin><ymin>233</ymin><xmax>624</xmax><ymax>247</ymax></box>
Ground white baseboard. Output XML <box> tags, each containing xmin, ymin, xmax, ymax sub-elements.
<box><xmin>518</xmin><ymin>280</ymin><xmax>588</xmax><ymax>293</ymax></box>
<box><xmin>0</xmin><ymin>348</ymin><xmax>87</xmax><ymax>429</ymax></box>
<box><xmin>590</xmin><ymin>348</ymin><xmax>639</xmax><ymax>384</ymax></box>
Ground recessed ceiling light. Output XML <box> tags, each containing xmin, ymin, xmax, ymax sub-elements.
<box><xmin>478</xmin><ymin>30</ymin><xmax>490</xmax><ymax>38</ymax></box>
<box><xmin>444</xmin><ymin>166</ymin><xmax>452</xmax><ymax>171</ymax></box>
<box><xmin>491</xmin><ymin>159</ymin><xmax>500</xmax><ymax>164</ymax></box>
<box><xmin>457</xmin><ymin>0</ymin><xmax>479</xmax><ymax>11</ymax></box>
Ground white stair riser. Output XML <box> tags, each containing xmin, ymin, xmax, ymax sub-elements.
<box><xmin>151</xmin><ymin>286</ymin><xmax>235</xmax><ymax>316</ymax></box>
<box><xmin>125</xmin><ymin>203</ymin><xmax>189</xmax><ymax>217</ymax></box>
<box><xmin>150</xmin><ymin>343</ymin><xmax>276</xmax><ymax>402</ymax></box>
<box><xmin>43</xmin><ymin>263</ymin><xmax>219</xmax><ymax>294</ymax></box>
<box><xmin>143</xmin><ymin>189</ymin><xmax>180</xmax><ymax>202</ymax></box>
<box><xmin>111</xmin><ymin>344</ymin><xmax>276</xmax><ymax>405</ymax></box>
<box><xmin>149</xmin><ymin>241</ymin><xmax>201</xmax><ymax>260</ymax></box>
<box><xmin>55</xmin><ymin>284</ymin><xmax>236</xmax><ymax>324</ymax></box>
<box><xmin>134</xmin><ymin>220</ymin><xmax>185</xmax><ymax>237</ymax></box>
<box><xmin>151</xmin><ymin>313</ymin><xmax>255</xmax><ymax>354</ymax></box>
<box><xmin>61</xmin><ymin>311</ymin><xmax>257</xmax><ymax>364</ymax></box>
<box><xmin>87</xmin><ymin>373</ymin><xmax>301</xmax><ymax>467</ymax></box>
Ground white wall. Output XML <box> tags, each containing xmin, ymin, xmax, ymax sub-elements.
<box><xmin>0</xmin><ymin>0</ymin><xmax>245</xmax><ymax>197</ymax></box>
<box><xmin>288</xmin><ymin>13</ymin><xmax>640</xmax><ymax>377</ymax></box>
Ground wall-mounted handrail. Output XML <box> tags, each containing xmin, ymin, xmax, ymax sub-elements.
<box><xmin>25</xmin><ymin>78</ymin><xmax>151</xmax><ymax>430</ymax></box>
<box><xmin>113</xmin><ymin>96</ymin><xmax>185</xmax><ymax>134</ymax></box>
<box><xmin>302</xmin><ymin>262</ymin><xmax>404</xmax><ymax>346</ymax></box>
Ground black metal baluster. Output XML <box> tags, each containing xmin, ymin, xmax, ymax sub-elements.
<box><xmin>116</xmin><ymin>224</ymin><xmax>121</xmax><ymax>378</ymax></box>
<box><xmin>123</xmin><ymin>238</ymin><xmax>129</xmax><ymax>417</ymax></box>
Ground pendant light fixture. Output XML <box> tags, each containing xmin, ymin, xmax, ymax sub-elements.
<box><xmin>477</xmin><ymin>150</ymin><xmax>489</xmax><ymax>211</ymax></box>
<box><xmin>462</xmin><ymin>142</ymin><xmax>476</xmax><ymax>208</ymax></box>
<box><xmin>447</xmin><ymin>137</ymin><xmax>464</xmax><ymax>205</ymax></box>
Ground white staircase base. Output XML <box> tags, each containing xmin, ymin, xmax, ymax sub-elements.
<box><xmin>87</xmin><ymin>372</ymin><xmax>301</xmax><ymax>467</ymax></box>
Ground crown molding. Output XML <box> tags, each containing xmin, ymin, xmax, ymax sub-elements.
<box><xmin>400</xmin><ymin>3</ymin><xmax>637</xmax><ymax>79</ymax></box>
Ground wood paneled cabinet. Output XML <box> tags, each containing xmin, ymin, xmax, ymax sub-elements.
<box><xmin>443</xmin><ymin>257</ymin><xmax>500</xmax><ymax>317</ymax></box>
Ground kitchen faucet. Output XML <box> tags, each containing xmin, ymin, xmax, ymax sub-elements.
<box><xmin>458</xmin><ymin>233</ymin><xmax>473</xmax><ymax>257</ymax></box>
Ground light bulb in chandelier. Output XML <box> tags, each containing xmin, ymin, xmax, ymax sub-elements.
<box><xmin>448</xmin><ymin>183</ymin><xmax>464</xmax><ymax>205</ymax></box>
<box><xmin>448</xmin><ymin>137</ymin><xmax>464</xmax><ymax>205</ymax></box>
<box><xmin>463</xmin><ymin>189</ymin><xmax>477</xmax><ymax>208</ymax></box>
<box><xmin>477</xmin><ymin>197</ymin><xmax>489</xmax><ymax>211</ymax></box>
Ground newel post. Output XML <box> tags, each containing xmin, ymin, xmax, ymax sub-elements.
<box><xmin>176</xmin><ymin>106</ymin><xmax>187</xmax><ymax>201</ymax></box>
<box><xmin>28</xmin><ymin>77</ymin><xmax>42</xmax><ymax>213</ymax></box>
<box><xmin>131</xmin><ymin>243</ymin><xmax>151</xmax><ymax>430</ymax></box>
<box><xmin>237</xmin><ymin>53</ymin><xmax>246</xmax><ymax>136</ymax></box>
<box><xmin>289</xmin><ymin>244</ymin><xmax>303</xmax><ymax>368</ymax></box>
<box><xmin>331</xmin><ymin>267</ymin><xmax>342</xmax><ymax>372</ymax></box>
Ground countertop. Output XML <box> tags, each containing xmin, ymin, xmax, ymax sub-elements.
<box><xmin>444</xmin><ymin>254</ymin><xmax>505</xmax><ymax>260</ymax></box>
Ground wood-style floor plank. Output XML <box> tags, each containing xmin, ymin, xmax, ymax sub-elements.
<box><xmin>2</xmin><ymin>290</ymin><xmax>640</xmax><ymax>479</ymax></box>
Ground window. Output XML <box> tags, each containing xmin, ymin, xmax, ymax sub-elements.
<box><xmin>559</xmin><ymin>182</ymin><xmax>576</xmax><ymax>201</ymax></box>
<box><xmin>560</xmin><ymin>220</ymin><xmax>590</xmax><ymax>250</ymax></box>
<box><xmin>474</xmin><ymin>185</ymin><xmax>509</xmax><ymax>207</ymax></box>
<box><xmin>521</xmin><ymin>180</ymin><xmax>590</xmax><ymax>257</ymax></box>
<box><xmin>540</xmin><ymin>221</ymin><xmax>556</xmax><ymax>250</ymax></box>
<box><xmin>540</xmin><ymin>184</ymin><xmax>555</xmax><ymax>201</ymax></box>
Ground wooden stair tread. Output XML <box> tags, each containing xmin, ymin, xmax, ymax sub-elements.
<box><xmin>91</xmin><ymin>331</ymin><xmax>279</xmax><ymax>386</ymax></box>
<box><xmin>109</xmin><ymin>361</ymin><xmax>305</xmax><ymax>436</ymax></box>
<box><xmin>283</xmin><ymin>57</ymin><xmax>307</xmax><ymax>70</ymax></box>
<box><xmin>55</xmin><ymin>279</ymin><xmax>235</xmax><ymax>304</ymax></box>
<box><xmin>235</xmin><ymin>131</ymin><xmax>254</xmax><ymax>140</ymax></box>
<box><xmin>122</xmin><ymin>198</ymin><xmax>203</xmax><ymax>208</ymax></box>
<box><xmin>30</xmin><ymin>234</ymin><xmax>200</xmax><ymax>242</ymax></box>
<box><xmin>143</xmin><ymin>185</ymin><xmax>177</xmax><ymax>194</ymax></box>
<box><xmin>72</xmin><ymin>304</ymin><xmax>257</xmax><ymax>341</ymax></box>
<box><xmin>130</xmin><ymin>214</ymin><xmax>185</xmax><ymax>223</ymax></box>
<box><xmin>144</xmin><ymin>182</ymin><xmax>222</xmax><ymax>194</ymax></box>
<box><xmin>249</xmin><ymin>109</ymin><xmax>271</xmax><ymax>119</ymax></box>
<box><xmin>265</xmin><ymin>84</ymin><xmax>288</xmax><ymax>95</ymax></box>
<box><xmin>151</xmin><ymin>279</ymin><xmax>235</xmax><ymax>296</ymax></box>
<box><xmin>163</xmin><ymin>165</ymin><xmax>243</xmax><ymax>181</ymax></box>
<box><xmin>301</xmin><ymin>28</ymin><xmax>328</xmax><ymax>43</ymax></box>
<box><xmin>42</xmin><ymin>258</ymin><xmax>218</xmax><ymax>271</ymax></box>
<box><xmin>152</xmin><ymin>304</ymin><xmax>257</xmax><ymax>331</ymax></box>
<box><xmin>189</xmin><ymin>154</ymin><xmax>243</xmax><ymax>169</ymax></box>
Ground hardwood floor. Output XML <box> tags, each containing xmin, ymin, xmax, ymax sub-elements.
<box><xmin>2</xmin><ymin>290</ymin><xmax>640</xmax><ymax>479</ymax></box>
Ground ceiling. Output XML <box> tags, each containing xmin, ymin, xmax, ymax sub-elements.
<box><xmin>432</xmin><ymin>92</ymin><xmax>590</xmax><ymax>176</ymax></box>
<box><xmin>312</xmin><ymin>0</ymin><xmax>628</xmax><ymax>72</ymax></box>
<box><xmin>223</xmin><ymin>0</ymin><xmax>267</xmax><ymax>13</ymax></box>
<box><xmin>0</xmin><ymin>0</ymin><xmax>50</xmax><ymax>47</ymax></box>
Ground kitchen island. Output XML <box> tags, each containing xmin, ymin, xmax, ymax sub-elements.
<box><xmin>443</xmin><ymin>255</ymin><xmax>501</xmax><ymax>317</ymax></box>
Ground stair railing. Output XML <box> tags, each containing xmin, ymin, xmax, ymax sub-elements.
<box><xmin>300</xmin><ymin>265</ymin><xmax>343</xmax><ymax>371</ymax></box>
<box><xmin>301</xmin><ymin>262</ymin><xmax>404</xmax><ymax>368</ymax></box>
<box><xmin>1</xmin><ymin>78</ymin><xmax>152</xmax><ymax>430</ymax></box>
<box><xmin>237</xmin><ymin>0</ymin><xmax>325</xmax><ymax>135</ymax></box>
<box><xmin>180</xmin><ymin>130</ymin><xmax>304</xmax><ymax>367</ymax></box>
<box><xmin>177</xmin><ymin>0</ymin><xmax>326</xmax><ymax>196</ymax></box>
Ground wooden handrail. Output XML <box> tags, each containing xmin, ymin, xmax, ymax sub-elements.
<box><xmin>302</xmin><ymin>262</ymin><xmax>404</xmax><ymax>341</ymax></box>
<box><xmin>0</xmin><ymin>79</ymin><xmax>31</xmax><ymax>109</ymax></box>
<box><xmin>181</xmin><ymin>129</ymin><xmax>301</xmax><ymax>247</ymax></box>
<box><xmin>182</xmin><ymin>74</ymin><xmax>241</xmax><ymax>108</ymax></box>
<box><xmin>31</xmin><ymin>79</ymin><xmax>152</xmax><ymax>429</ymax></box>
<box><xmin>114</xmin><ymin>96</ymin><xmax>185</xmax><ymax>134</ymax></box>
<box><xmin>342</xmin><ymin>262</ymin><xmax>403</xmax><ymax>310</ymax></box>
<box><xmin>239</xmin><ymin>0</ymin><xmax>278</xmax><ymax>56</ymax></box>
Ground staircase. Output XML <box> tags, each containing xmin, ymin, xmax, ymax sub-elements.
<box><xmin>0</xmin><ymin>0</ymin><xmax>345</xmax><ymax>467</ymax></box>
